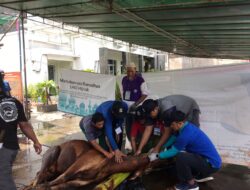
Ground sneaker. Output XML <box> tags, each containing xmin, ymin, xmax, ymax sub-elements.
<box><xmin>175</xmin><ymin>182</ymin><xmax>199</xmax><ymax>190</ymax></box>
<box><xmin>195</xmin><ymin>176</ymin><xmax>214</xmax><ymax>183</ymax></box>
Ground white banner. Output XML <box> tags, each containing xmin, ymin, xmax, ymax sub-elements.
<box><xmin>58</xmin><ymin>69</ymin><xmax>115</xmax><ymax>116</ymax></box>
<box><xmin>118</xmin><ymin>63</ymin><xmax>250</xmax><ymax>166</ymax></box>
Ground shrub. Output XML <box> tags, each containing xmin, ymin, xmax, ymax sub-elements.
<box><xmin>27</xmin><ymin>84</ymin><xmax>39</xmax><ymax>101</ymax></box>
<box><xmin>115</xmin><ymin>81</ymin><xmax>122</xmax><ymax>101</ymax></box>
<box><xmin>27</xmin><ymin>80</ymin><xmax>58</xmax><ymax>105</ymax></box>
<box><xmin>36</xmin><ymin>80</ymin><xmax>58</xmax><ymax>105</ymax></box>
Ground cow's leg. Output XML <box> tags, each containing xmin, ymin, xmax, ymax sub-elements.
<box><xmin>92</xmin><ymin>155</ymin><xmax>149</xmax><ymax>183</ymax></box>
<box><xmin>129</xmin><ymin>159</ymin><xmax>166</xmax><ymax>180</ymax></box>
<box><xmin>48</xmin><ymin>149</ymin><xmax>107</xmax><ymax>186</ymax></box>
<box><xmin>33</xmin><ymin>146</ymin><xmax>61</xmax><ymax>186</ymax></box>
<box><xmin>56</xmin><ymin>144</ymin><xmax>77</xmax><ymax>173</ymax></box>
<box><xmin>56</xmin><ymin>140</ymin><xmax>92</xmax><ymax>174</ymax></box>
<box><xmin>129</xmin><ymin>166</ymin><xmax>147</xmax><ymax>180</ymax></box>
<box><xmin>34</xmin><ymin>141</ymin><xmax>90</xmax><ymax>186</ymax></box>
<box><xmin>49</xmin><ymin>179</ymin><xmax>95</xmax><ymax>190</ymax></box>
<box><xmin>103</xmin><ymin>156</ymin><xmax>149</xmax><ymax>175</ymax></box>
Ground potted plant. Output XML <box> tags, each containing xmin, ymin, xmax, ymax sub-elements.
<box><xmin>35</xmin><ymin>80</ymin><xmax>58</xmax><ymax>112</ymax></box>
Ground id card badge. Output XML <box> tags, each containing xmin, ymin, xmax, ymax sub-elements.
<box><xmin>0</xmin><ymin>143</ymin><xmax>3</xmax><ymax>149</ymax></box>
<box><xmin>115</xmin><ymin>127</ymin><xmax>122</xmax><ymax>135</ymax></box>
<box><xmin>124</xmin><ymin>91</ymin><xmax>131</xmax><ymax>100</ymax></box>
<box><xmin>153</xmin><ymin>127</ymin><xmax>161</xmax><ymax>136</ymax></box>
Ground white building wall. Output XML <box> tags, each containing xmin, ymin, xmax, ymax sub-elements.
<box><xmin>0</xmin><ymin>32</ymin><xmax>21</xmax><ymax>72</ymax></box>
<box><xmin>99</xmin><ymin>48</ymin><xmax>123</xmax><ymax>75</ymax></box>
<box><xmin>168</xmin><ymin>54</ymin><xmax>246</xmax><ymax>70</ymax></box>
<box><xmin>130</xmin><ymin>53</ymin><xmax>139</xmax><ymax>67</ymax></box>
<box><xmin>26</xmin><ymin>28</ymin><xmax>77</xmax><ymax>85</ymax></box>
<box><xmin>73</xmin><ymin>36</ymin><xmax>101</xmax><ymax>71</ymax></box>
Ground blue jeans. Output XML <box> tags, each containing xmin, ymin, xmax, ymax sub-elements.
<box><xmin>0</xmin><ymin>147</ymin><xmax>18</xmax><ymax>190</ymax></box>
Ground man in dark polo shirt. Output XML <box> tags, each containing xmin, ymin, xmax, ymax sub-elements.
<box><xmin>136</xmin><ymin>95</ymin><xmax>200</xmax><ymax>155</ymax></box>
<box><xmin>0</xmin><ymin>74</ymin><xmax>42</xmax><ymax>190</ymax></box>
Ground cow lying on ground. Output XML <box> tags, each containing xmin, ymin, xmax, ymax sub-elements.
<box><xmin>23</xmin><ymin>140</ymin><xmax>154</xmax><ymax>190</ymax></box>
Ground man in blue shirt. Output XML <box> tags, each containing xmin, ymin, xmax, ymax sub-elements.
<box><xmin>148</xmin><ymin>110</ymin><xmax>221</xmax><ymax>190</ymax></box>
<box><xmin>96</xmin><ymin>100</ymin><xmax>128</xmax><ymax>163</ymax></box>
<box><xmin>79</xmin><ymin>112</ymin><xmax>114</xmax><ymax>159</ymax></box>
<box><xmin>0</xmin><ymin>70</ymin><xmax>11</xmax><ymax>96</ymax></box>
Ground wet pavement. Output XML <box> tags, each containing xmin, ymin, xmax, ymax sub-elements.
<box><xmin>142</xmin><ymin>163</ymin><xmax>250</xmax><ymax>190</ymax></box>
<box><xmin>13</xmin><ymin>110</ymin><xmax>250</xmax><ymax>190</ymax></box>
<box><xmin>13</xmin><ymin>110</ymin><xmax>83</xmax><ymax>189</ymax></box>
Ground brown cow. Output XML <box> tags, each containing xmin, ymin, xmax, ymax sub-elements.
<box><xmin>23</xmin><ymin>140</ymin><xmax>250</xmax><ymax>190</ymax></box>
<box><xmin>23</xmin><ymin>140</ymin><xmax>151</xmax><ymax>190</ymax></box>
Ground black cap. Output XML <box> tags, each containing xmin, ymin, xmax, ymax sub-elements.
<box><xmin>161</xmin><ymin>106</ymin><xmax>176</xmax><ymax>126</ymax></box>
<box><xmin>112</xmin><ymin>101</ymin><xmax>127</xmax><ymax>119</ymax></box>
<box><xmin>142</xmin><ymin>99</ymin><xmax>158</xmax><ymax>115</ymax></box>
<box><xmin>163</xmin><ymin>109</ymin><xmax>185</xmax><ymax>127</ymax></box>
<box><xmin>135</xmin><ymin>106</ymin><xmax>146</xmax><ymax>120</ymax></box>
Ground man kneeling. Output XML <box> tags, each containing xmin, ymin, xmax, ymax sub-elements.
<box><xmin>148</xmin><ymin>110</ymin><xmax>221</xmax><ymax>190</ymax></box>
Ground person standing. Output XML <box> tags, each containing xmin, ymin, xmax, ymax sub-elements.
<box><xmin>136</xmin><ymin>95</ymin><xmax>200</xmax><ymax>155</ymax></box>
<box><xmin>95</xmin><ymin>100</ymin><xmax>128</xmax><ymax>163</ymax></box>
<box><xmin>148</xmin><ymin>111</ymin><xmax>221</xmax><ymax>190</ymax></box>
<box><xmin>0</xmin><ymin>69</ymin><xmax>11</xmax><ymax>96</ymax></box>
<box><xmin>79</xmin><ymin>112</ymin><xmax>114</xmax><ymax>158</ymax></box>
<box><xmin>0</xmin><ymin>73</ymin><xmax>42</xmax><ymax>190</ymax></box>
<box><xmin>122</xmin><ymin>63</ymin><xmax>149</xmax><ymax>140</ymax></box>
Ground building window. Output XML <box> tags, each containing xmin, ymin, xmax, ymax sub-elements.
<box><xmin>107</xmin><ymin>59</ymin><xmax>117</xmax><ymax>75</ymax></box>
<box><xmin>48</xmin><ymin>65</ymin><xmax>55</xmax><ymax>81</ymax></box>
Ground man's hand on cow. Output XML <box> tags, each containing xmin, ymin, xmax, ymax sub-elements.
<box><xmin>104</xmin><ymin>151</ymin><xmax>114</xmax><ymax>159</ymax></box>
<box><xmin>114</xmin><ymin>150</ymin><xmax>127</xmax><ymax>163</ymax></box>
<box><xmin>151</xmin><ymin>146</ymin><xmax>160</xmax><ymax>153</ymax></box>
<box><xmin>33</xmin><ymin>141</ymin><xmax>42</xmax><ymax>154</ymax></box>
<box><xmin>148</xmin><ymin>153</ymin><xmax>159</xmax><ymax>162</ymax></box>
<box><xmin>134</xmin><ymin>149</ymin><xmax>141</xmax><ymax>156</ymax></box>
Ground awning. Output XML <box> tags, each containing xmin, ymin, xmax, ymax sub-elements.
<box><xmin>0</xmin><ymin>15</ymin><xmax>13</xmax><ymax>25</ymax></box>
<box><xmin>1</xmin><ymin>0</ymin><xmax>250</xmax><ymax>59</ymax></box>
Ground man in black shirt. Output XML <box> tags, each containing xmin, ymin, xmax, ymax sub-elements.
<box><xmin>0</xmin><ymin>75</ymin><xmax>42</xmax><ymax>190</ymax></box>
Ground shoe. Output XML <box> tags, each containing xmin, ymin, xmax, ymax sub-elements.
<box><xmin>195</xmin><ymin>176</ymin><xmax>214</xmax><ymax>183</ymax></box>
<box><xmin>175</xmin><ymin>182</ymin><xmax>199</xmax><ymax>190</ymax></box>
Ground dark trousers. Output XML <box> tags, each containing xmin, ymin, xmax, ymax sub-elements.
<box><xmin>125</xmin><ymin>113</ymin><xmax>134</xmax><ymax>141</ymax></box>
<box><xmin>0</xmin><ymin>147</ymin><xmax>18</xmax><ymax>190</ymax></box>
<box><xmin>99</xmin><ymin>127</ymin><xmax>123</xmax><ymax>151</ymax></box>
<box><xmin>175</xmin><ymin>152</ymin><xmax>218</xmax><ymax>182</ymax></box>
<box><xmin>99</xmin><ymin>134</ymin><xmax>123</xmax><ymax>151</ymax></box>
